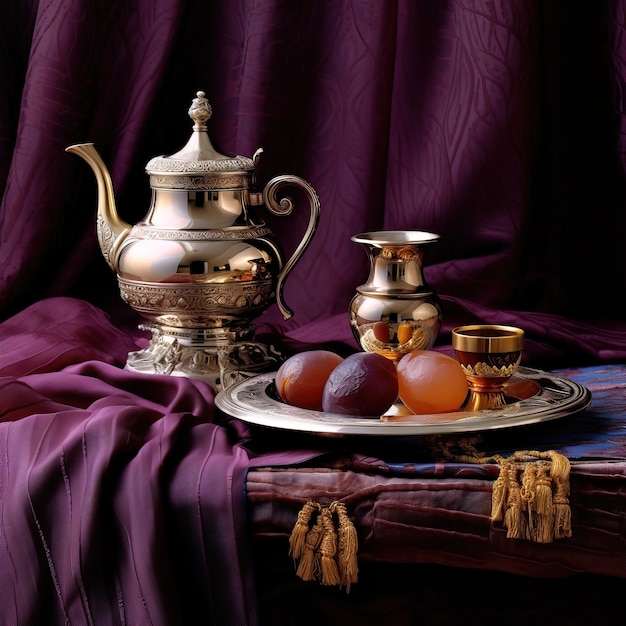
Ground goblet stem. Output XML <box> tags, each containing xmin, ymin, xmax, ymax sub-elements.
<box><xmin>464</xmin><ymin>389</ymin><xmax>508</xmax><ymax>411</ymax></box>
<box><xmin>461</xmin><ymin>371</ymin><xmax>517</xmax><ymax>410</ymax></box>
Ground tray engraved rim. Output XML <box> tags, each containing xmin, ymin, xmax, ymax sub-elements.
<box><xmin>214</xmin><ymin>366</ymin><xmax>592</xmax><ymax>436</ymax></box>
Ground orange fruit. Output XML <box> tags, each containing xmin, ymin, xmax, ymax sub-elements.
<box><xmin>396</xmin><ymin>350</ymin><xmax>468</xmax><ymax>414</ymax></box>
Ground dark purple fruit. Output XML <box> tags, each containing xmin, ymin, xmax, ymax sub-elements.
<box><xmin>322</xmin><ymin>352</ymin><xmax>398</xmax><ymax>416</ymax></box>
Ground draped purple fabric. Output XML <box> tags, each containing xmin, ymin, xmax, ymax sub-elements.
<box><xmin>2</xmin><ymin>1</ymin><xmax>626</xmax><ymax>624</ymax></box>
<box><xmin>0</xmin><ymin>298</ymin><xmax>323</xmax><ymax>624</ymax></box>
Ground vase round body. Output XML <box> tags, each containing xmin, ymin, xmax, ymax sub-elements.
<box><xmin>349</xmin><ymin>231</ymin><xmax>442</xmax><ymax>362</ymax></box>
<box><xmin>66</xmin><ymin>91</ymin><xmax>320</xmax><ymax>389</ymax></box>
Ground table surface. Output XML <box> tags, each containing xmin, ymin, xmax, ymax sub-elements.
<box><xmin>244</xmin><ymin>363</ymin><xmax>626</xmax><ymax>580</ymax></box>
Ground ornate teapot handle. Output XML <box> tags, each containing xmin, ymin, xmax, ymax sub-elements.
<box><xmin>262</xmin><ymin>174</ymin><xmax>320</xmax><ymax>320</ymax></box>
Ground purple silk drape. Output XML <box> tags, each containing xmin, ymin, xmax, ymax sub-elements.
<box><xmin>2</xmin><ymin>1</ymin><xmax>626</xmax><ymax>624</ymax></box>
<box><xmin>0</xmin><ymin>298</ymin><xmax>324</xmax><ymax>624</ymax></box>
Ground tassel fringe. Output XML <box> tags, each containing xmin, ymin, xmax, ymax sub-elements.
<box><xmin>497</xmin><ymin>450</ymin><xmax>572</xmax><ymax>542</ymax></box>
<box><xmin>288</xmin><ymin>500</ymin><xmax>359</xmax><ymax>592</ymax></box>
<box><xmin>437</xmin><ymin>440</ymin><xmax>573</xmax><ymax>543</ymax></box>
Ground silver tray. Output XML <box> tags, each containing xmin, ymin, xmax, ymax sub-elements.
<box><xmin>215</xmin><ymin>366</ymin><xmax>591</xmax><ymax>436</ymax></box>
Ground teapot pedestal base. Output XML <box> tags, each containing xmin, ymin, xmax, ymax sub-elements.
<box><xmin>124</xmin><ymin>324</ymin><xmax>283</xmax><ymax>391</ymax></box>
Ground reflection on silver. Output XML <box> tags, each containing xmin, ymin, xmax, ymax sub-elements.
<box><xmin>349</xmin><ymin>231</ymin><xmax>443</xmax><ymax>363</ymax></box>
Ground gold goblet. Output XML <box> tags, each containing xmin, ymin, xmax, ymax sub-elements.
<box><xmin>452</xmin><ymin>324</ymin><xmax>525</xmax><ymax>411</ymax></box>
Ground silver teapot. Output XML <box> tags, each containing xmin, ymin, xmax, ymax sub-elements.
<box><xmin>67</xmin><ymin>91</ymin><xmax>320</xmax><ymax>389</ymax></box>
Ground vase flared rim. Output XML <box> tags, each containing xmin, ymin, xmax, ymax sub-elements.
<box><xmin>351</xmin><ymin>230</ymin><xmax>440</xmax><ymax>245</ymax></box>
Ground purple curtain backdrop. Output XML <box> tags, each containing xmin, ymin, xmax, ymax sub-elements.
<box><xmin>2</xmin><ymin>0</ymin><xmax>626</xmax><ymax>363</ymax></box>
<box><xmin>2</xmin><ymin>1</ymin><xmax>626</xmax><ymax>624</ymax></box>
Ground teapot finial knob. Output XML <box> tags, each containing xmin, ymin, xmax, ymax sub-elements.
<box><xmin>188</xmin><ymin>90</ymin><xmax>212</xmax><ymax>131</ymax></box>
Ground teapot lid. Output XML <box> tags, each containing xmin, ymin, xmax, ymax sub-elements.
<box><xmin>145</xmin><ymin>91</ymin><xmax>257</xmax><ymax>190</ymax></box>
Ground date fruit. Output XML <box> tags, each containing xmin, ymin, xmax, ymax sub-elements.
<box><xmin>275</xmin><ymin>350</ymin><xmax>344</xmax><ymax>411</ymax></box>
<box><xmin>322</xmin><ymin>352</ymin><xmax>398</xmax><ymax>416</ymax></box>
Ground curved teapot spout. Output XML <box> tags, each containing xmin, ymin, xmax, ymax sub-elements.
<box><xmin>65</xmin><ymin>143</ymin><xmax>132</xmax><ymax>272</ymax></box>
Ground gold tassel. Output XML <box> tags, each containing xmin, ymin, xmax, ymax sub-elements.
<box><xmin>553</xmin><ymin>495</ymin><xmax>572</xmax><ymax>539</ymax></box>
<box><xmin>534</xmin><ymin>462</ymin><xmax>553</xmax><ymax>516</ymax></box>
<box><xmin>333</xmin><ymin>502</ymin><xmax>359</xmax><ymax>592</ymax></box>
<box><xmin>504</xmin><ymin>467</ymin><xmax>523</xmax><ymax>539</ymax></box>
<box><xmin>532</xmin><ymin>463</ymin><xmax>554</xmax><ymax>543</ymax></box>
<box><xmin>550</xmin><ymin>451</ymin><xmax>572</xmax><ymax>539</ymax></box>
<box><xmin>520</xmin><ymin>463</ymin><xmax>538</xmax><ymax>541</ymax></box>
<box><xmin>296</xmin><ymin>508</ymin><xmax>324</xmax><ymax>582</ymax></box>
<box><xmin>520</xmin><ymin>463</ymin><xmax>537</xmax><ymax>510</ymax></box>
<box><xmin>491</xmin><ymin>462</ymin><xmax>509</xmax><ymax>522</ymax></box>
<box><xmin>289</xmin><ymin>500</ymin><xmax>318</xmax><ymax>560</ymax></box>
<box><xmin>317</xmin><ymin>507</ymin><xmax>341</xmax><ymax>586</ymax></box>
